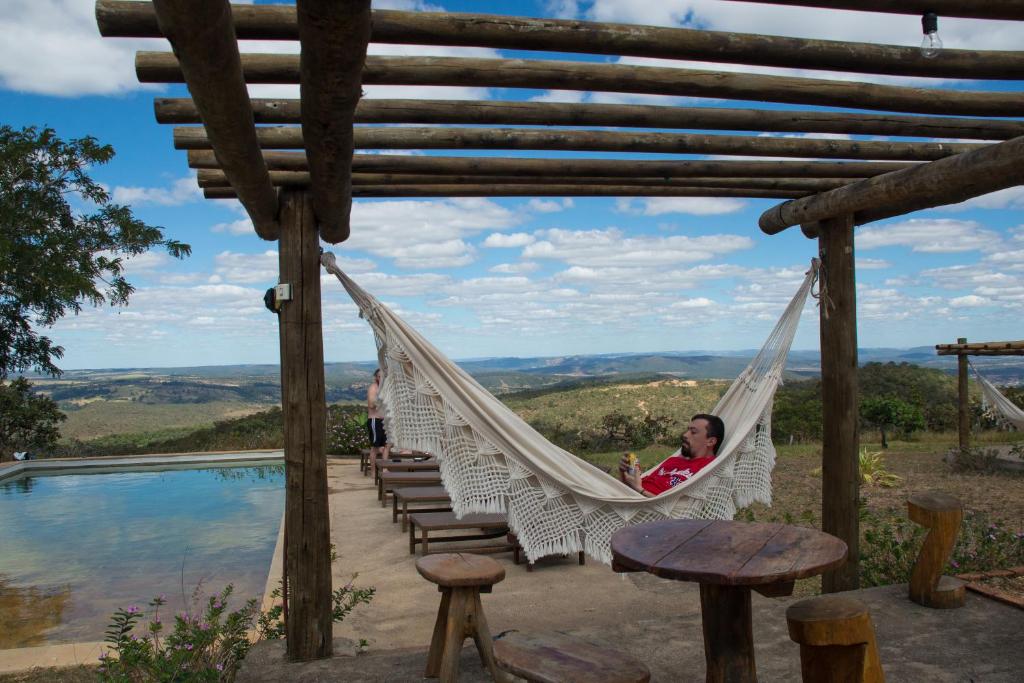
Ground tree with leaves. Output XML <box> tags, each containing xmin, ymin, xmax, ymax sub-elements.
<box><xmin>0</xmin><ymin>125</ymin><xmax>190</xmax><ymax>460</ymax></box>
<box><xmin>0</xmin><ymin>378</ymin><xmax>65</xmax><ymax>460</ymax></box>
<box><xmin>860</xmin><ymin>396</ymin><xmax>926</xmax><ymax>449</ymax></box>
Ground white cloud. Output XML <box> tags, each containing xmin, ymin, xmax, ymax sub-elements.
<box><xmin>112</xmin><ymin>176</ymin><xmax>201</xmax><ymax>207</ymax></box>
<box><xmin>483</xmin><ymin>232</ymin><xmax>536</xmax><ymax>248</ymax></box>
<box><xmin>347</xmin><ymin>198</ymin><xmax>518</xmax><ymax>268</ymax></box>
<box><xmin>0</xmin><ymin>0</ymin><xmax>167</xmax><ymax>96</ymax></box>
<box><xmin>527</xmin><ymin>198</ymin><xmax>574</xmax><ymax>213</ymax></box>
<box><xmin>616</xmin><ymin>197</ymin><xmax>746</xmax><ymax>216</ymax></box>
<box><xmin>950</xmin><ymin>295</ymin><xmax>991</xmax><ymax>308</ymax></box>
<box><xmin>857</xmin><ymin>219</ymin><xmax>1000</xmax><ymax>253</ymax></box>
<box><xmin>211</xmin><ymin>218</ymin><xmax>256</xmax><ymax>236</ymax></box>
<box><xmin>943</xmin><ymin>186</ymin><xmax>1024</xmax><ymax>211</ymax></box>
<box><xmin>523</xmin><ymin>227</ymin><xmax>753</xmax><ymax>267</ymax></box>
<box><xmin>489</xmin><ymin>262</ymin><xmax>540</xmax><ymax>274</ymax></box>
<box><xmin>856</xmin><ymin>258</ymin><xmax>891</xmax><ymax>270</ymax></box>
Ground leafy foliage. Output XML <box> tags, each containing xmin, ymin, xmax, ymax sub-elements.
<box><xmin>860</xmin><ymin>396</ymin><xmax>925</xmax><ymax>448</ymax></box>
<box><xmin>858</xmin><ymin>447</ymin><xmax>901</xmax><ymax>488</ymax></box>
<box><xmin>0</xmin><ymin>377</ymin><xmax>65</xmax><ymax>462</ymax></box>
<box><xmin>772</xmin><ymin>362</ymin><xmax>957</xmax><ymax>443</ymax></box>
<box><xmin>860</xmin><ymin>509</ymin><xmax>1024</xmax><ymax>587</ymax></box>
<box><xmin>0</xmin><ymin>125</ymin><xmax>190</xmax><ymax>378</ymax></box>
<box><xmin>100</xmin><ymin>587</ymin><xmax>258</xmax><ymax>682</ymax></box>
<box><xmin>325</xmin><ymin>404</ymin><xmax>369</xmax><ymax>455</ymax></box>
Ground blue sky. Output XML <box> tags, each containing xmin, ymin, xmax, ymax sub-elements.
<box><xmin>3</xmin><ymin>1</ymin><xmax>1023</xmax><ymax>370</ymax></box>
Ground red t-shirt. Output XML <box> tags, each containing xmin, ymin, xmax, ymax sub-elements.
<box><xmin>641</xmin><ymin>455</ymin><xmax>716</xmax><ymax>495</ymax></box>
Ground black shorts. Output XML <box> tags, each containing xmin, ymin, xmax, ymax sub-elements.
<box><xmin>366</xmin><ymin>418</ymin><xmax>387</xmax><ymax>448</ymax></box>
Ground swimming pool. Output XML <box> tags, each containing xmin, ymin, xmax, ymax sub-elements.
<box><xmin>0</xmin><ymin>459</ymin><xmax>285</xmax><ymax>649</ymax></box>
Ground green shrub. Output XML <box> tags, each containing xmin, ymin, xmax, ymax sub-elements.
<box><xmin>326</xmin><ymin>404</ymin><xmax>369</xmax><ymax>455</ymax></box>
<box><xmin>860</xmin><ymin>510</ymin><xmax>1024</xmax><ymax>587</ymax></box>
<box><xmin>859</xmin><ymin>448</ymin><xmax>901</xmax><ymax>488</ymax></box>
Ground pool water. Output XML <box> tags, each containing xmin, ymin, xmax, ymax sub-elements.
<box><xmin>0</xmin><ymin>463</ymin><xmax>285</xmax><ymax>649</ymax></box>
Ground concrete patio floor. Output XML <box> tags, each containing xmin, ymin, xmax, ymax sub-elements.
<box><xmin>239</xmin><ymin>459</ymin><xmax>1024</xmax><ymax>682</ymax></box>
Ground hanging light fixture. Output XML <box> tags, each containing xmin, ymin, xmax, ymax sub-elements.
<box><xmin>920</xmin><ymin>12</ymin><xmax>943</xmax><ymax>59</ymax></box>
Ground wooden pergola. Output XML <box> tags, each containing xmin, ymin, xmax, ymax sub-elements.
<box><xmin>96</xmin><ymin>0</ymin><xmax>1024</xmax><ymax>660</ymax></box>
<box><xmin>936</xmin><ymin>339</ymin><xmax>1024</xmax><ymax>451</ymax></box>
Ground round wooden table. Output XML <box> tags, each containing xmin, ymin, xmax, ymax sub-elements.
<box><xmin>611</xmin><ymin>519</ymin><xmax>847</xmax><ymax>683</ymax></box>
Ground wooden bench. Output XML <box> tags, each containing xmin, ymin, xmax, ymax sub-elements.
<box><xmin>509</xmin><ymin>533</ymin><xmax>585</xmax><ymax>572</ymax></box>
<box><xmin>415</xmin><ymin>553</ymin><xmax>509</xmax><ymax>682</ymax></box>
<box><xmin>373</xmin><ymin>453</ymin><xmax>436</xmax><ymax>485</ymax></box>
<box><xmin>378</xmin><ymin>470</ymin><xmax>442</xmax><ymax>507</ymax></box>
<box><xmin>786</xmin><ymin>595</ymin><xmax>884</xmax><ymax>683</ymax></box>
<box><xmin>493</xmin><ymin>630</ymin><xmax>650</xmax><ymax>683</ymax></box>
<box><xmin>393</xmin><ymin>485</ymin><xmax>452</xmax><ymax>531</ymax></box>
<box><xmin>409</xmin><ymin>511</ymin><xmax>512</xmax><ymax>556</ymax></box>
<box><xmin>908</xmin><ymin>491</ymin><xmax>966</xmax><ymax>609</ymax></box>
<box><xmin>372</xmin><ymin>450</ymin><xmax>432</xmax><ymax>483</ymax></box>
<box><xmin>359</xmin><ymin>448</ymin><xmax>371</xmax><ymax>475</ymax></box>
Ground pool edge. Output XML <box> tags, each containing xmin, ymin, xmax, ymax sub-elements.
<box><xmin>0</xmin><ymin>450</ymin><xmax>284</xmax><ymax>482</ymax></box>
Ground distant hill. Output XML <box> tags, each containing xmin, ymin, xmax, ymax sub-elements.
<box><xmin>27</xmin><ymin>347</ymin><xmax>1024</xmax><ymax>416</ymax></box>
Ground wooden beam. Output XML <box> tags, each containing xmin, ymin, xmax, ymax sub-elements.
<box><xmin>957</xmin><ymin>337</ymin><xmax>970</xmax><ymax>453</ymax></box>
<box><xmin>818</xmin><ymin>214</ymin><xmax>860</xmax><ymax>593</ymax></box>
<box><xmin>204</xmin><ymin>185</ymin><xmax>808</xmax><ymax>199</ymax></box>
<box><xmin>174</xmin><ymin>125</ymin><xmax>982</xmax><ymax>161</ymax></box>
<box><xmin>136</xmin><ymin>53</ymin><xmax>1024</xmax><ymax>118</ymax></box>
<box><xmin>188</xmin><ymin>150</ymin><xmax>917</xmax><ymax>178</ymax></box>
<box><xmin>97</xmin><ymin>1</ymin><xmax>1024</xmax><ymax>78</ymax></box>
<box><xmin>148</xmin><ymin>0</ymin><xmax>279</xmax><ymax>240</ymax></box>
<box><xmin>760</xmin><ymin>135</ymin><xmax>1024</xmax><ymax>233</ymax></box>
<box><xmin>196</xmin><ymin>169</ymin><xmax>857</xmax><ymax>191</ymax></box>
<box><xmin>718</xmin><ymin>1</ymin><xmax>1024</xmax><ymax>21</ymax></box>
<box><xmin>936</xmin><ymin>340</ymin><xmax>1024</xmax><ymax>353</ymax></box>
<box><xmin>155</xmin><ymin>98</ymin><xmax>1024</xmax><ymax>141</ymax></box>
<box><xmin>277</xmin><ymin>189</ymin><xmax>332</xmax><ymax>661</ymax></box>
<box><xmin>294</xmin><ymin>0</ymin><xmax>371</xmax><ymax>244</ymax></box>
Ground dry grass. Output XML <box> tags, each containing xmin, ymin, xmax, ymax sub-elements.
<box><xmin>0</xmin><ymin>666</ymin><xmax>96</xmax><ymax>683</ymax></box>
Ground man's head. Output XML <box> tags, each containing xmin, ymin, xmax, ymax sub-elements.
<box><xmin>680</xmin><ymin>413</ymin><xmax>725</xmax><ymax>459</ymax></box>
<box><xmin>373</xmin><ymin>368</ymin><xmax>382</xmax><ymax>384</ymax></box>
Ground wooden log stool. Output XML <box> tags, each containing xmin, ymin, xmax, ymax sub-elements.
<box><xmin>493</xmin><ymin>630</ymin><xmax>650</xmax><ymax>683</ymax></box>
<box><xmin>415</xmin><ymin>553</ymin><xmax>508</xmax><ymax>682</ymax></box>
<box><xmin>786</xmin><ymin>595</ymin><xmax>884</xmax><ymax>683</ymax></box>
<box><xmin>908</xmin><ymin>491</ymin><xmax>966</xmax><ymax>609</ymax></box>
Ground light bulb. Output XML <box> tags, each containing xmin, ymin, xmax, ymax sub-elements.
<box><xmin>920</xmin><ymin>12</ymin><xmax>942</xmax><ymax>59</ymax></box>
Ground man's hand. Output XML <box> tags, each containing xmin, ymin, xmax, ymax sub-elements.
<box><xmin>618</xmin><ymin>453</ymin><xmax>643</xmax><ymax>492</ymax></box>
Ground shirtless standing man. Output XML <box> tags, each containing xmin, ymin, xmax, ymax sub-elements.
<box><xmin>366</xmin><ymin>368</ymin><xmax>390</xmax><ymax>477</ymax></box>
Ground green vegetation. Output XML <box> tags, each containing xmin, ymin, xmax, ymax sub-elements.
<box><xmin>0</xmin><ymin>377</ymin><xmax>65</xmax><ymax>458</ymax></box>
<box><xmin>860</xmin><ymin>510</ymin><xmax>1024</xmax><ymax>588</ymax></box>
<box><xmin>0</xmin><ymin>125</ymin><xmax>189</xmax><ymax>379</ymax></box>
<box><xmin>772</xmin><ymin>361</ymin><xmax>964</xmax><ymax>444</ymax></box>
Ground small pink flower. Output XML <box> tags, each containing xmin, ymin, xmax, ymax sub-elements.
<box><xmin>184</xmin><ymin>643</ymin><xmax>193</xmax><ymax>651</ymax></box>
<box><xmin>126</xmin><ymin>605</ymin><xmax>141</xmax><ymax>614</ymax></box>
<box><xmin>216</xmin><ymin>663</ymin><xmax>224</xmax><ymax>671</ymax></box>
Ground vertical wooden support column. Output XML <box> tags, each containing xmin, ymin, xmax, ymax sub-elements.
<box><xmin>957</xmin><ymin>337</ymin><xmax>969</xmax><ymax>452</ymax></box>
<box><xmin>818</xmin><ymin>214</ymin><xmax>860</xmax><ymax>593</ymax></box>
<box><xmin>278</xmin><ymin>189</ymin><xmax>333</xmax><ymax>660</ymax></box>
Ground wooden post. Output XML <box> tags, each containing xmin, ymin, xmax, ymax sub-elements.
<box><xmin>958</xmin><ymin>337</ymin><xmax>969</xmax><ymax>452</ymax></box>
<box><xmin>277</xmin><ymin>189</ymin><xmax>333</xmax><ymax>660</ymax></box>
<box><xmin>818</xmin><ymin>214</ymin><xmax>860</xmax><ymax>593</ymax></box>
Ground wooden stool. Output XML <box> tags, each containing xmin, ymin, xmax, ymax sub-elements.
<box><xmin>494</xmin><ymin>630</ymin><xmax>650</xmax><ymax>683</ymax></box>
<box><xmin>786</xmin><ymin>595</ymin><xmax>884</xmax><ymax>683</ymax></box>
<box><xmin>908</xmin><ymin>491</ymin><xmax>966</xmax><ymax>609</ymax></box>
<box><xmin>415</xmin><ymin>553</ymin><xmax>508</xmax><ymax>682</ymax></box>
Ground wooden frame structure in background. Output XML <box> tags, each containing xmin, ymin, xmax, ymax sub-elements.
<box><xmin>936</xmin><ymin>340</ymin><xmax>1024</xmax><ymax>451</ymax></box>
<box><xmin>96</xmin><ymin>0</ymin><xmax>1024</xmax><ymax>659</ymax></box>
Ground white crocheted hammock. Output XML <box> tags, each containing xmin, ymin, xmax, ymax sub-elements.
<box><xmin>971</xmin><ymin>362</ymin><xmax>1024</xmax><ymax>430</ymax></box>
<box><xmin>323</xmin><ymin>253</ymin><xmax>818</xmax><ymax>564</ymax></box>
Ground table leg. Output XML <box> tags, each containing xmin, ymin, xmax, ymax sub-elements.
<box><xmin>700</xmin><ymin>583</ymin><xmax>757</xmax><ymax>683</ymax></box>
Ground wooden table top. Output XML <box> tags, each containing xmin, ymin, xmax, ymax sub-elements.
<box><xmin>377</xmin><ymin>458</ymin><xmax>439</xmax><ymax>471</ymax></box>
<box><xmin>610</xmin><ymin>520</ymin><xmax>847</xmax><ymax>587</ymax></box>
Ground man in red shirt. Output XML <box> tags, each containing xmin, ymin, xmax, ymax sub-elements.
<box><xmin>618</xmin><ymin>413</ymin><xmax>725</xmax><ymax>497</ymax></box>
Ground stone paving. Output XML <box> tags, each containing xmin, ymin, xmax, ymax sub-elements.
<box><xmin>238</xmin><ymin>459</ymin><xmax>1024</xmax><ymax>682</ymax></box>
